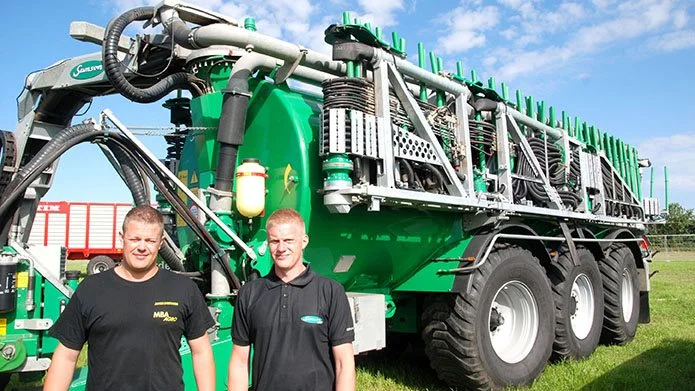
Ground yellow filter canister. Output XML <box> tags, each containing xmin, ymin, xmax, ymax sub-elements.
<box><xmin>235</xmin><ymin>158</ymin><xmax>267</xmax><ymax>218</ymax></box>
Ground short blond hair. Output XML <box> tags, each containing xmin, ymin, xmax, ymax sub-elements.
<box><xmin>122</xmin><ymin>205</ymin><xmax>164</xmax><ymax>235</ymax></box>
<box><xmin>266</xmin><ymin>208</ymin><xmax>305</xmax><ymax>233</ymax></box>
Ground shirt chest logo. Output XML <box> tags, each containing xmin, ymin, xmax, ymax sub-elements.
<box><xmin>153</xmin><ymin>311</ymin><xmax>178</xmax><ymax>322</ymax></box>
<box><xmin>300</xmin><ymin>315</ymin><xmax>324</xmax><ymax>325</ymax></box>
<box><xmin>153</xmin><ymin>302</ymin><xmax>180</xmax><ymax>323</ymax></box>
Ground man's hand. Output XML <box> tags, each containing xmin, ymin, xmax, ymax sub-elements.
<box><xmin>332</xmin><ymin>343</ymin><xmax>355</xmax><ymax>391</ymax></box>
<box><xmin>43</xmin><ymin>343</ymin><xmax>81</xmax><ymax>391</ymax></box>
<box><xmin>228</xmin><ymin>344</ymin><xmax>251</xmax><ymax>391</ymax></box>
<box><xmin>189</xmin><ymin>334</ymin><xmax>215</xmax><ymax>391</ymax></box>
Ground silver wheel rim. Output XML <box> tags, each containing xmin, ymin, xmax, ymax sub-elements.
<box><xmin>621</xmin><ymin>268</ymin><xmax>634</xmax><ymax>322</ymax></box>
<box><xmin>570</xmin><ymin>273</ymin><xmax>595</xmax><ymax>340</ymax></box>
<box><xmin>488</xmin><ymin>280</ymin><xmax>539</xmax><ymax>364</ymax></box>
<box><xmin>92</xmin><ymin>261</ymin><xmax>110</xmax><ymax>274</ymax></box>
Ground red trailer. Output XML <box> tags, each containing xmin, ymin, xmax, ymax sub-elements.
<box><xmin>28</xmin><ymin>201</ymin><xmax>133</xmax><ymax>272</ymax></box>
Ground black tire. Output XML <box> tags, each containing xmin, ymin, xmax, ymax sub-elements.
<box><xmin>546</xmin><ymin>246</ymin><xmax>604</xmax><ymax>360</ymax></box>
<box><xmin>87</xmin><ymin>255</ymin><xmax>117</xmax><ymax>275</ymax></box>
<box><xmin>599</xmin><ymin>243</ymin><xmax>640</xmax><ymax>345</ymax></box>
<box><xmin>422</xmin><ymin>245</ymin><xmax>554</xmax><ymax>389</ymax></box>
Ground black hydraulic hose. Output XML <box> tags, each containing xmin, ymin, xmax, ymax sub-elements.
<box><xmin>104</xmin><ymin>136</ymin><xmax>241</xmax><ymax>290</ymax></box>
<box><xmin>512</xmin><ymin>177</ymin><xmax>528</xmax><ymax>200</ymax></box>
<box><xmin>102</xmin><ymin>7</ymin><xmax>191</xmax><ymax>103</ymax></box>
<box><xmin>0</xmin><ymin>126</ymin><xmax>238</xmax><ymax>288</ymax></box>
<box><xmin>351</xmin><ymin>157</ymin><xmax>362</xmax><ymax>184</ymax></box>
<box><xmin>89</xmin><ymin>135</ymin><xmax>238</xmax><ymax>287</ymax></box>
<box><xmin>106</xmin><ymin>142</ymin><xmax>185</xmax><ymax>272</ymax></box>
<box><xmin>422</xmin><ymin>162</ymin><xmax>446</xmax><ymax>192</ymax></box>
<box><xmin>0</xmin><ymin>124</ymin><xmax>99</xmax><ymax>245</ymax></box>
<box><xmin>397</xmin><ymin>159</ymin><xmax>415</xmax><ymax>188</ymax></box>
<box><xmin>5</xmin><ymin>124</ymin><xmax>96</xmax><ymax>193</ymax></box>
<box><xmin>0</xmin><ymin>127</ymin><xmax>100</xmax><ymax>220</ymax></box>
<box><xmin>110</xmin><ymin>146</ymin><xmax>148</xmax><ymax>206</ymax></box>
<box><xmin>0</xmin><ymin>128</ymin><xmax>102</xmax><ymax>245</ymax></box>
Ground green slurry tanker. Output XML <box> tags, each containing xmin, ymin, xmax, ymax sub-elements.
<box><xmin>0</xmin><ymin>2</ymin><xmax>665</xmax><ymax>390</ymax></box>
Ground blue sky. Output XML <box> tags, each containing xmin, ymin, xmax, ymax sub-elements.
<box><xmin>2</xmin><ymin>0</ymin><xmax>693</xmax><ymax>210</ymax></box>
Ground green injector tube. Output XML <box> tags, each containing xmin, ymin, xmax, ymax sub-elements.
<box><xmin>649</xmin><ymin>166</ymin><xmax>654</xmax><ymax>197</ymax></box>
<box><xmin>664</xmin><ymin>166</ymin><xmax>669</xmax><ymax>212</ymax></box>
<box><xmin>418</xmin><ymin>43</ymin><xmax>427</xmax><ymax>101</ymax></box>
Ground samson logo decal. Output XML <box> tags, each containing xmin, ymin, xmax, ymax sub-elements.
<box><xmin>70</xmin><ymin>60</ymin><xmax>103</xmax><ymax>80</ymax></box>
<box><xmin>300</xmin><ymin>315</ymin><xmax>324</xmax><ymax>325</ymax></box>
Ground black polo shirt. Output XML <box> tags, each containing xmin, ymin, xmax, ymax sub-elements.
<box><xmin>232</xmin><ymin>263</ymin><xmax>354</xmax><ymax>391</ymax></box>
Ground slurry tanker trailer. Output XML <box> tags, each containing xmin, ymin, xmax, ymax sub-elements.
<box><xmin>0</xmin><ymin>2</ymin><xmax>662</xmax><ymax>389</ymax></box>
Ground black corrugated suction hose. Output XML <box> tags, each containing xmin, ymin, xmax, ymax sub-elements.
<box><xmin>108</xmin><ymin>144</ymin><xmax>185</xmax><ymax>272</ymax></box>
<box><xmin>102</xmin><ymin>7</ymin><xmax>191</xmax><ymax>103</ymax></box>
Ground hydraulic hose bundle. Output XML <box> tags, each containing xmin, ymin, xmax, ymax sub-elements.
<box><xmin>513</xmin><ymin>137</ymin><xmax>581</xmax><ymax>209</ymax></box>
<box><xmin>104</xmin><ymin>144</ymin><xmax>185</xmax><ymax>272</ymax></box>
<box><xmin>0</xmin><ymin>125</ymin><xmax>240</xmax><ymax>290</ymax></box>
<box><xmin>0</xmin><ymin>124</ymin><xmax>99</xmax><ymax>244</ymax></box>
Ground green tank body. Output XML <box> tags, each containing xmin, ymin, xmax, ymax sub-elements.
<box><xmin>180</xmin><ymin>80</ymin><xmax>462</xmax><ymax>292</ymax></box>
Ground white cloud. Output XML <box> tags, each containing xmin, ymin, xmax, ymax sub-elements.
<box><xmin>356</xmin><ymin>0</ymin><xmax>404</xmax><ymax>27</ymax></box>
<box><xmin>217</xmin><ymin>3</ymin><xmax>251</xmax><ymax>21</ymax></box>
<box><xmin>673</xmin><ymin>8</ymin><xmax>689</xmax><ymax>28</ymax></box>
<box><xmin>591</xmin><ymin>0</ymin><xmax>615</xmax><ymax>9</ymax></box>
<box><xmin>498</xmin><ymin>0</ymin><xmax>538</xmax><ymax>19</ymax></box>
<box><xmin>637</xmin><ymin>134</ymin><xmax>695</xmax><ymax>198</ymax></box>
<box><xmin>500</xmin><ymin>28</ymin><xmax>516</xmax><ymax>40</ymax></box>
<box><xmin>490</xmin><ymin>46</ymin><xmax>572</xmax><ymax>80</ymax></box>
<box><xmin>571</xmin><ymin>1</ymin><xmax>674</xmax><ymax>52</ymax></box>
<box><xmin>648</xmin><ymin>30</ymin><xmax>695</xmax><ymax>52</ymax></box>
<box><xmin>436</xmin><ymin>4</ymin><xmax>500</xmax><ymax>54</ymax></box>
<box><xmin>495</xmin><ymin>1</ymin><xmax>587</xmax><ymax>49</ymax></box>
<box><xmin>487</xmin><ymin>0</ymin><xmax>691</xmax><ymax>81</ymax></box>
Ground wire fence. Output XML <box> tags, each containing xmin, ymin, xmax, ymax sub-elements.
<box><xmin>646</xmin><ymin>234</ymin><xmax>695</xmax><ymax>261</ymax></box>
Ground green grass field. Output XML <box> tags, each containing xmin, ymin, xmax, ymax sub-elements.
<box><xmin>7</xmin><ymin>257</ymin><xmax>695</xmax><ymax>390</ymax></box>
<box><xmin>355</xmin><ymin>258</ymin><xmax>695</xmax><ymax>390</ymax></box>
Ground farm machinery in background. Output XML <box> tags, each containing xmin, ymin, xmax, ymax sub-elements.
<box><xmin>27</xmin><ymin>201</ymin><xmax>133</xmax><ymax>274</ymax></box>
<box><xmin>0</xmin><ymin>1</ymin><xmax>666</xmax><ymax>389</ymax></box>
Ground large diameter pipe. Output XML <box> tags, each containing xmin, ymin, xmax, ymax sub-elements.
<box><xmin>506</xmin><ymin>105</ymin><xmax>565</xmax><ymax>140</ymax></box>
<box><xmin>191</xmin><ymin>25</ymin><xmax>347</xmax><ymax>77</ymax></box>
<box><xmin>234</xmin><ymin>52</ymin><xmax>337</xmax><ymax>86</ymax></box>
<box><xmin>371</xmin><ymin>49</ymin><xmax>469</xmax><ymax>96</ymax></box>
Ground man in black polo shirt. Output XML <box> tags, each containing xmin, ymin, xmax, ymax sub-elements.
<box><xmin>228</xmin><ymin>208</ymin><xmax>355</xmax><ymax>391</ymax></box>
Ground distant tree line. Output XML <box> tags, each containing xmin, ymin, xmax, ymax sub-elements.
<box><xmin>649</xmin><ymin>203</ymin><xmax>695</xmax><ymax>235</ymax></box>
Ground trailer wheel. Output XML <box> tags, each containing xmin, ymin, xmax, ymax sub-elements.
<box><xmin>422</xmin><ymin>245</ymin><xmax>554</xmax><ymax>389</ymax></box>
<box><xmin>599</xmin><ymin>243</ymin><xmax>639</xmax><ymax>345</ymax></box>
<box><xmin>87</xmin><ymin>255</ymin><xmax>117</xmax><ymax>275</ymax></box>
<box><xmin>546</xmin><ymin>246</ymin><xmax>603</xmax><ymax>360</ymax></box>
